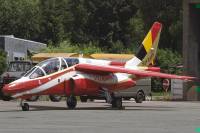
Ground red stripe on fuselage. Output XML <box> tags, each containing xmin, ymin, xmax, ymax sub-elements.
<box><xmin>38</xmin><ymin>78</ymin><xmax>136</xmax><ymax>96</ymax></box>
<box><xmin>5</xmin><ymin>65</ymin><xmax>137</xmax><ymax>98</ymax></box>
<box><xmin>3</xmin><ymin>67</ymin><xmax>75</xmax><ymax>95</ymax></box>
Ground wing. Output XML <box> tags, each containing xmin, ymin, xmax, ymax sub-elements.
<box><xmin>75</xmin><ymin>64</ymin><xmax>195</xmax><ymax>80</ymax></box>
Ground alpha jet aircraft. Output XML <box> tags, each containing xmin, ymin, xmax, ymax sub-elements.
<box><xmin>3</xmin><ymin>22</ymin><xmax>194</xmax><ymax>111</ymax></box>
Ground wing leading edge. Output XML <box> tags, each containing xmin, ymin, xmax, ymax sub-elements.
<box><xmin>75</xmin><ymin>64</ymin><xmax>195</xmax><ymax>80</ymax></box>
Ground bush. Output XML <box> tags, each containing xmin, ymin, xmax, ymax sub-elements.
<box><xmin>152</xmin><ymin>49</ymin><xmax>182</xmax><ymax>92</ymax></box>
<box><xmin>107</xmin><ymin>41</ymin><xmax>132</xmax><ymax>54</ymax></box>
<box><xmin>42</xmin><ymin>40</ymin><xmax>102</xmax><ymax>54</ymax></box>
<box><xmin>156</xmin><ymin>49</ymin><xmax>182</xmax><ymax>74</ymax></box>
<box><xmin>42</xmin><ymin>39</ymin><xmax>136</xmax><ymax>54</ymax></box>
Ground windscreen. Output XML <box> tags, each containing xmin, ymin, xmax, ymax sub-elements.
<box><xmin>23</xmin><ymin>58</ymin><xmax>65</xmax><ymax>79</ymax></box>
<box><xmin>23</xmin><ymin>67</ymin><xmax>37</xmax><ymax>77</ymax></box>
<box><xmin>64</xmin><ymin>58</ymin><xmax>79</xmax><ymax>67</ymax></box>
<box><xmin>37</xmin><ymin>58</ymin><xmax>60</xmax><ymax>75</ymax></box>
<box><xmin>29</xmin><ymin>67</ymin><xmax>45</xmax><ymax>79</ymax></box>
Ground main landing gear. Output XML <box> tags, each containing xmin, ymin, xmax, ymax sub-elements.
<box><xmin>100</xmin><ymin>88</ymin><xmax>123</xmax><ymax>109</ymax></box>
<box><xmin>66</xmin><ymin>95</ymin><xmax>77</xmax><ymax>109</ymax></box>
<box><xmin>111</xmin><ymin>97</ymin><xmax>123</xmax><ymax>109</ymax></box>
<box><xmin>20</xmin><ymin>100</ymin><xmax>30</xmax><ymax>111</ymax></box>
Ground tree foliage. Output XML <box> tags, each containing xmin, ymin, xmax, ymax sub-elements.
<box><xmin>0</xmin><ymin>50</ymin><xmax>7</xmax><ymax>75</ymax></box>
<box><xmin>38</xmin><ymin>0</ymin><xmax>67</xmax><ymax>45</ymax></box>
<box><xmin>156</xmin><ymin>49</ymin><xmax>182</xmax><ymax>74</ymax></box>
<box><xmin>42</xmin><ymin>40</ymin><xmax>102</xmax><ymax>54</ymax></box>
<box><xmin>0</xmin><ymin>0</ymin><xmax>183</xmax><ymax>53</ymax></box>
<box><xmin>134</xmin><ymin>0</ymin><xmax>183</xmax><ymax>53</ymax></box>
<box><xmin>0</xmin><ymin>0</ymin><xmax>40</xmax><ymax>40</ymax></box>
<box><xmin>67</xmin><ymin>0</ymin><xmax>137</xmax><ymax>50</ymax></box>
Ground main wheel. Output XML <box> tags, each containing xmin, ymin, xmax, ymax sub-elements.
<box><xmin>111</xmin><ymin>97</ymin><xmax>122</xmax><ymax>109</ymax></box>
<box><xmin>22</xmin><ymin>103</ymin><xmax>29</xmax><ymax>111</ymax></box>
<box><xmin>49</xmin><ymin>95</ymin><xmax>62</xmax><ymax>102</ymax></box>
<box><xmin>135</xmin><ymin>91</ymin><xmax>145</xmax><ymax>103</ymax></box>
<box><xmin>26</xmin><ymin>96</ymin><xmax>39</xmax><ymax>102</ymax></box>
<box><xmin>80</xmin><ymin>96</ymin><xmax>88</xmax><ymax>102</ymax></box>
<box><xmin>66</xmin><ymin>96</ymin><xmax>77</xmax><ymax>109</ymax></box>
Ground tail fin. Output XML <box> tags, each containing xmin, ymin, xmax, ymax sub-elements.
<box><xmin>125</xmin><ymin>22</ymin><xmax>162</xmax><ymax>68</ymax></box>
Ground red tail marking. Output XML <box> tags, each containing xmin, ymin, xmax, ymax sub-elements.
<box><xmin>151</xmin><ymin>22</ymin><xmax>162</xmax><ymax>43</ymax></box>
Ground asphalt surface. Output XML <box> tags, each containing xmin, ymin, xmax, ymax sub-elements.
<box><xmin>0</xmin><ymin>100</ymin><xmax>200</xmax><ymax>133</ymax></box>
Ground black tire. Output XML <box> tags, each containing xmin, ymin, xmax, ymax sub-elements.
<box><xmin>135</xmin><ymin>91</ymin><xmax>145</xmax><ymax>103</ymax></box>
<box><xmin>49</xmin><ymin>95</ymin><xmax>62</xmax><ymax>102</ymax></box>
<box><xmin>66</xmin><ymin>96</ymin><xmax>77</xmax><ymax>109</ymax></box>
<box><xmin>22</xmin><ymin>103</ymin><xmax>29</xmax><ymax>111</ymax></box>
<box><xmin>80</xmin><ymin>96</ymin><xmax>88</xmax><ymax>102</ymax></box>
<box><xmin>1</xmin><ymin>95</ymin><xmax>12</xmax><ymax>101</ymax></box>
<box><xmin>112</xmin><ymin>97</ymin><xmax>122</xmax><ymax>109</ymax></box>
<box><xmin>26</xmin><ymin>96</ymin><xmax>39</xmax><ymax>102</ymax></box>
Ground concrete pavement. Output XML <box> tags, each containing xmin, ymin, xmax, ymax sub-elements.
<box><xmin>0</xmin><ymin>100</ymin><xmax>200</xmax><ymax>133</ymax></box>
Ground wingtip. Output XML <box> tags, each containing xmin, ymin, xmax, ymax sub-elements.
<box><xmin>181</xmin><ymin>76</ymin><xmax>197</xmax><ymax>81</ymax></box>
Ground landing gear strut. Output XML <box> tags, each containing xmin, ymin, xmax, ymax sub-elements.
<box><xmin>66</xmin><ymin>78</ymin><xmax>77</xmax><ymax>109</ymax></box>
<box><xmin>99</xmin><ymin>87</ymin><xmax>123</xmax><ymax>109</ymax></box>
<box><xmin>66</xmin><ymin>95</ymin><xmax>77</xmax><ymax>109</ymax></box>
<box><xmin>20</xmin><ymin>100</ymin><xmax>29</xmax><ymax>111</ymax></box>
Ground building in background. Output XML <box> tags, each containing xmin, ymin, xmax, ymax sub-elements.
<box><xmin>0</xmin><ymin>35</ymin><xmax>46</xmax><ymax>62</ymax></box>
<box><xmin>183</xmin><ymin>0</ymin><xmax>200</xmax><ymax>100</ymax></box>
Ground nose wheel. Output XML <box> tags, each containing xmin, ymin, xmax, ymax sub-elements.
<box><xmin>20</xmin><ymin>100</ymin><xmax>30</xmax><ymax>111</ymax></box>
<box><xmin>66</xmin><ymin>95</ymin><xmax>77</xmax><ymax>109</ymax></box>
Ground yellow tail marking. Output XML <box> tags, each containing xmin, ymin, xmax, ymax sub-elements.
<box><xmin>142</xmin><ymin>31</ymin><xmax>152</xmax><ymax>53</ymax></box>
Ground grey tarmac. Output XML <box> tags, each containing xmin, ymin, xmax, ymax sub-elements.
<box><xmin>0</xmin><ymin>100</ymin><xmax>200</xmax><ymax>133</ymax></box>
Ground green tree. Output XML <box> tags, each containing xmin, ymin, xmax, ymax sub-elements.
<box><xmin>134</xmin><ymin>0</ymin><xmax>183</xmax><ymax>53</ymax></box>
<box><xmin>42</xmin><ymin>40</ymin><xmax>102</xmax><ymax>54</ymax></box>
<box><xmin>0</xmin><ymin>0</ymin><xmax>183</xmax><ymax>54</ymax></box>
<box><xmin>156</xmin><ymin>49</ymin><xmax>182</xmax><ymax>74</ymax></box>
<box><xmin>38</xmin><ymin>0</ymin><xmax>68</xmax><ymax>45</ymax></box>
<box><xmin>0</xmin><ymin>50</ymin><xmax>7</xmax><ymax>75</ymax></box>
<box><xmin>0</xmin><ymin>0</ymin><xmax>41</xmax><ymax>40</ymax></box>
<box><xmin>66</xmin><ymin>0</ymin><xmax>89</xmax><ymax>44</ymax></box>
<box><xmin>67</xmin><ymin>0</ymin><xmax>137</xmax><ymax>50</ymax></box>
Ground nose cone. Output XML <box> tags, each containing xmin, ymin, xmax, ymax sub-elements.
<box><xmin>2</xmin><ymin>83</ymin><xmax>19</xmax><ymax>95</ymax></box>
<box><xmin>3</xmin><ymin>77</ymin><xmax>30</xmax><ymax>95</ymax></box>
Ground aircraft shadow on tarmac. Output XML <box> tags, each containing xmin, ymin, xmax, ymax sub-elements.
<box><xmin>30</xmin><ymin>105</ymin><xmax>111</xmax><ymax>111</ymax></box>
<box><xmin>0</xmin><ymin>105</ymin><xmax>176</xmax><ymax>112</ymax></box>
<box><xmin>0</xmin><ymin>106</ymin><xmax>108</xmax><ymax>112</ymax></box>
<box><xmin>0</xmin><ymin>101</ymin><xmax>177</xmax><ymax>112</ymax></box>
<box><xmin>0</xmin><ymin>104</ymin><xmax>176</xmax><ymax>112</ymax></box>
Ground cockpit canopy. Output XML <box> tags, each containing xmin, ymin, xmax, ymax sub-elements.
<box><xmin>23</xmin><ymin>57</ymin><xmax>79</xmax><ymax>79</ymax></box>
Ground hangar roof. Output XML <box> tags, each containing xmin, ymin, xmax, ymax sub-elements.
<box><xmin>32</xmin><ymin>53</ymin><xmax>134</xmax><ymax>62</ymax></box>
<box><xmin>90</xmin><ymin>54</ymin><xmax>134</xmax><ymax>61</ymax></box>
<box><xmin>32</xmin><ymin>53</ymin><xmax>92</xmax><ymax>62</ymax></box>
